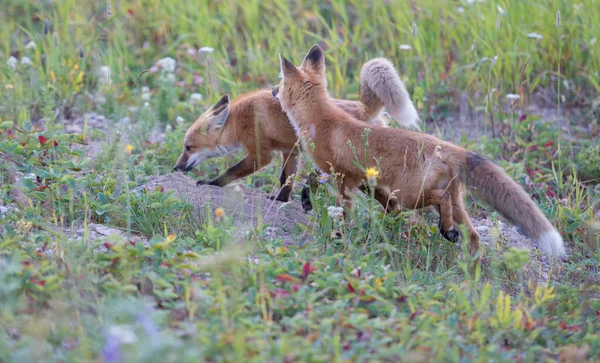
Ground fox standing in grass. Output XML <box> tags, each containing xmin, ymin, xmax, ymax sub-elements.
<box><xmin>272</xmin><ymin>44</ymin><xmax>567</xmax><ymax>260</ymax></box>
<box><xmin>173</xmin><ymin>54</ymin><xmax>419</xmax><ymax>210</ymax></box>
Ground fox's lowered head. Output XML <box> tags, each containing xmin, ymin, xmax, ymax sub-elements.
<box><xmin>173</xmin><ymin>94</ymin><xmax>234</xmax><ymax>172</ymax></box>
<box><xmin>272</xmin><ymin>44</ymin><xmax>328</xmax><ymax>115</ymax></box>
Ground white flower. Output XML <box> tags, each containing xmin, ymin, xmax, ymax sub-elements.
<box><xmin>399</xmin><ymin>44</ymin><xmax>412</xmax><ymax>51</ymax></box>
<box><xmin>497</xmin><ymin>5</ymin><xmax>505</xmax><ymax>15</ymax></box>
<box><xmin>198</xmin><ymin>47</ymin><xmax>214</xmax><ymax>54</ymax></box>
<box><xmin>156</xmin><ymin>57</ymin><xmax>176</xmax><ymax>73</ymax></box>
<box><xmin>506</xmin><ymin>94</ymin><xmax>520</xmax><ymax>100</ymax></box>
<box><xmin>176</xmin><ymin>116</ymin><xmax>184</xmax><ymax>126</ymax></box>
<box><xmin>20</xmin><ymin>57</ymin><xmax>32</xmax><ymax>66</ymax></box>
<box><xmin>141</xmin><ymin>92</ymin><xmax>151</xmax><ymax>101</ymax></box>
<box><xmin>144</xmin><ymin>102</ymin><xmax>150</xmax><ymax>107</ymax></box>
<box><xmin>141</xmin><ymin>86</ymin><xmax>150</xmax><ymax>94</ymax></box>
<box><xmin>25</xmin><ymin>41</ymin><xmax>36</xmax><ymax>50</ymax></box>
<box><xmin>95</xmin><ymin>95</ymin><xmax>107</xmax><ymax>105</ymax></box>
<box><xmin>457</xmin><ymin>7</ymin><xmax>465</xmax><ymax>13</ymax></box>
<box><xmin>327</xmin><ymin>206</ymin><xmax>344</xmax><ymax>221</ymax></box>
<box><xmin>591</xmin><ymin>38</ymin><xmax>597</xmax><ymax>45</ymax></box>
<box><xmin>107</xmin><ymin>325</ymin><xmax>137</xmax><ymax>344</ymax></box>
<box><xmin>190</xmin><ymin>93</ymin><xmax>203</xmax><ymax>104</ymax></box>
<box><xmin>98</xmin><ymin>66</ymin><xmax>110</xmax><ymax>83</ymax></box>
<box><xmin>7</xmin><ymin>56</ymin><xmax>18</xmax><ymax>70</ymax></box>
<box><xmin>166</xmin><ymin>124</ymin><xmax>172</xmax><ymax>133</ymax></box>
<box><xmin>526</xmin><ymin>32</ymin><xmax>543</xmax><ymax>40</ymax></box>
<box><xmin>160</xmin><ymin>72</ymin><xmax>176</xmax><ymax>83</ymax></box>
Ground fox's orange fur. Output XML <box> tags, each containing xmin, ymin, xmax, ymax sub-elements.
<box><xmin>174</xmin><ymin>57</ymin><xmax>419</xmax><ymax>205</ymax></box>
<box><xmin>273</xmin><ymin>44</ymin><xmax>567</xmax><ymax>260</ymax></box>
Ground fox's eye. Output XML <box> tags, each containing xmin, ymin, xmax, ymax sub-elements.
<box><xmin>185</xmin><ymin>146</ymin><xmax>191</xmax><ymax>152</ymax></box>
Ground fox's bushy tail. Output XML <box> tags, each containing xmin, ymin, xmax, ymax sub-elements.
<box><xmin>359</xmin><ymin>57</ymin><xmax>420</xmax><ymax>130</ymax></box>
<box><xmin>464</xmin><ymin>152</ymin><xmax>567</xmax><ymax>259</ymax></box>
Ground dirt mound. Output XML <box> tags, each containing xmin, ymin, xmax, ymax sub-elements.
<box><xmin>141</xmin><ymin>173</ymin><xmax>312</xmax><ymax>245</ymax></box>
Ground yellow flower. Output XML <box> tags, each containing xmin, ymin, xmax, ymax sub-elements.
<box><xmin>166</xmin><ymin>234</ymin><xmax>176</xmax><ymax>244</ymax></box>
<box><xmin>125</xmin><ymin>144</ymin><xmax>134</xmax><ymax>153</ymax></box>
<box><xmin>365</xmin><ymin>167</ymin><xmax>379</xmax><ymax>179</ymax></box>
<box><xmin>215</xmin><ymin>207</ymin><xmax>225</xmax><ymax>219</ymax></box>
<box><xmin>50</xmin><ymin>71</ymin><xmax>56</xmax><ymax>81</ymax></box>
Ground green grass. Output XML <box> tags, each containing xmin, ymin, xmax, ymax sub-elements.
<box><xmin>1</xmin><ymin>0</ymin><xmax>599</xmax><ymax>362</ymax></box>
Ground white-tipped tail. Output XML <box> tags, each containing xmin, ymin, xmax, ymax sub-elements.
<box><xmin>538</xmin><ymin>231</ymin><xmax>567</xmax><ymax>260</ymax></box>
<box><xmin>359</xmin><ymin>57</ymin><xmax>420</xmax><ymax>130</ymax></box>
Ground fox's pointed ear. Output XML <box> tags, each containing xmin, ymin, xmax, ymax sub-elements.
<box><xmin>207</xmin><ymin>95</ymin><xmax>230</xmax><ymax>132</ymax></box>
<box><xmin>279</xmin><ymin>54</ymin><xmax>299</xmax><ymax>78</ymax></box>
<box><xmin>211</xmin><ymin>94</ymin><xmax>229</xmax><ymax>111</ymax></box>
<box><xmin>300</xmin><ymin>44</ymin><xmax>325</xmax><ymax>74</ymax></box>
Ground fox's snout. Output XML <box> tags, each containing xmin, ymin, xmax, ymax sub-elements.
<box><xmin>272</xmin><ymin>85</ymin><xmax>279</xmax><ymax>100</ymax></box>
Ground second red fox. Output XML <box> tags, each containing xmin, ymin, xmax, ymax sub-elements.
<box><xmin>173</xmin><ymin>55</ymin><xmax>419</xmax><ymax>211</ymax></box>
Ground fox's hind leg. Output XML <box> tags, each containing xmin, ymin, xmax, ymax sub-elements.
<box><xmin>272</xmin><ymin>150</ymin><xmax>299</xmax><ymax>202</ymax></box>
<box><xmin>422</xmin><ymin>190</ymin><xmax>458</xmax><ymax>243</ymax></box>
<box><xmin>449</xmin><ymin>186</ymin><xmax>481</xmax><ymax>257</ymax></box>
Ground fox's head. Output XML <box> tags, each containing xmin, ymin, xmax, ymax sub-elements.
<box><xmin>271</xmin><ymin>44</ymin><xmax>328</xmax><ymax>114</ymax></box>
<box><xmin>173</xmin><ymin>94</ymin><xmax>233</xmax><ymax>172</ymax></box>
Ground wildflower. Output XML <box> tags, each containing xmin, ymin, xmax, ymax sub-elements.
<box><xmin>506</xmin><ymin>94</ymin><xmax>520</xmax><ymax>101</ymax></box>
<box><xmin>7</xmin><ymin>56</ymin><xmax>17</xmax><ymax>70</ymax></box>
<box><xmin>318</xmin><ymin>172</ymin><xmax>329</xmax><ymax>184</ymax></box>
<box><xmin>149</xmin><ymin>66</ymin><xmax>159</xmax><ymax>74</ymax></box>
<box><xmin>99</xmin><ymin>65</ymin><xmax>110</xmax><ymax>84</ymax></box>
<box><xmin>125</xmin><ymin>144</ymin><xmax>134</xmax><ymax>153</ymax></box>
<box><xmin>16</xmin><ymin>219</ymin><xmax>33</xmax><ymax>234</ymax></box>
<box><xmin>526</xmin><ymin>32</ymin><xmax>543</xmax><ymax>40</ymax></box>
<box><xmin>156</xmin><ymin>57</ymin><xmax>176</xmax><ymax>73</ymax></box>
<box><xmin>160</xmin><ymin>72</ymin><xmax>176</xmax><ymax>83</ymax></box>
<box><xmin>215</xmin><ymin>207</ymin><xmax>225</xmax><ymax>219</ymax></box>
<box><xmin>166</xmin><ymin>124</ymin><xmax>172</xmax><ymax>133</ymax></box>
<box><xmin>141</xmin><ymin>86</ymin><xmax>150</xmax><ymax>94</ymax></box>
<box><xmin>166</xmin><ymin>234</ymin><xmax>176</xmax><ymax>243</ymax></box>
<box><xmin>25</xmin><ymin>41</ymin><xmax>36</xmax><ymax>50</ymax></box>
<box><xmin>107</xmin><ymin>325</ymin><xmax>137</xmax><ymax>344</ymax></box>
<box><xmin>365</xmin><ymin>167</ymin><xmax>379</xmax><ymax>180</ymax></box>
<box><xmin>399</xmin><ymin>44</ymin><xmax>412</xmax><ymax>51</ymax></box>
<box><xmin>20</xmin><ymin>57</ymin><xmax>32</xmax><ymax>66</ymax></box>
<box><xmin>497</xmin><ymin>5</ymin><xmax>505</xmax><ymax>15</ymax></box>
<box><xmin>198</xmin><ymin>46</ymin><xmax>214</xmax><ymax>54</ymax></box>
<box><xmin>102</xmin><ymin>332</ymin><xmax>121</xmax><ymax>363</ymax></box>
<box><xmin>591</xmin><ymin>38</ymin><xmax>597</xmax><ymax>45</ymax></box>
<box><xmin>143</xmin><ymin>102</ymin><xmax>150</xmax><ymax>107</ymax></box>
<box><xmin>136</xmin><ymin>309</ymin><xmax>160</xmax><ymax>339</ymax></box>
<box><xmin>327</xmin><ymin>206</ymin><xmax>344</xmax><ymax>222</ymax></box>
<box><xmin>96</xmin><ymin>95</ymin><xmax>107</xmax><ymax>105</ymax></box>
<box><xmin>141</xmin><ymin>92</ymin><xmax>151</xmax><ymax>101</ymax></box>
<box><xmin>186</xmin><ymin>48</ymin><xmax>197</xmax><ymax>57</ymax></box>
<box><xmin>457</xmin><ymin>7</ymin><xmax>465</xmax><ymax>13</ymax></box>
<box><xmin>190</xmin><ymin>93</ymin><xmax>203</xmax><ymax>104</ymax></box>
<box><xmin>176</xmin><ymin>116</ymin><xmax>184</xmax><ymax>126</ymax></box>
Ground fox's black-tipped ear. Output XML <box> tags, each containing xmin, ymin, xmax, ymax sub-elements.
<box><xmin>207</xmin><ymin>94</ymin><xmax>230</xmax><ymax>132</ymax></box>
<box><xmin>279</xmin><ymin>54</ymin><xmax>298</xmax><ymax>78</ymax></box>
<box><xmin>300</xmin><ymin>44</ymin><xmax>325</xmax><ymax>73</ymax></box>
<box><xmin>212</xmin><ymin>94</ymin><xmax>229</xmax><ymax>110</ymax></box>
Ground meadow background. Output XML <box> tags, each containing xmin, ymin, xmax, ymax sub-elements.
<box><xmin>1</xmin><ymin>0</ymin><xmax>599</xmax><ymax>361</ymax></box>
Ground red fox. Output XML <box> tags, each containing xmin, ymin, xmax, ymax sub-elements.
<box><xmin>173</xmin><ymin>56</ymin><xmax>419</xmax><ymax>210</ymax></box>
<box><xmin>272</xmin><ymin>44</ymin><xmax>567</xmax><ymax>260</ymax></box>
